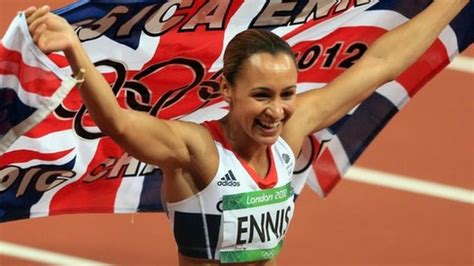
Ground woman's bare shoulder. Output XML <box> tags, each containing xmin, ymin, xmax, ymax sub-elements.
<box><xmin>169</xmin><ymin>119</ymin><xmax>218</xmax><ymax>168</ymax></box>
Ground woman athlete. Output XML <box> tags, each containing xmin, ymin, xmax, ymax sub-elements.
<box><xmin>25</xmin><ymin>1</ymin><xmax>468</xmax><ymax>265</ymax></box>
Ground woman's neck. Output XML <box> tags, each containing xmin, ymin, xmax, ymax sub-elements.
<box><xmin>219</xmin><ymin>116</ymin><xmax>268</xmax><ymax>162</ymax></box>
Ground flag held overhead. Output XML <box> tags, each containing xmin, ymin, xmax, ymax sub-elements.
<box><xmin>0</xmin><ymin>0</ymin><xmax>472</xmax><ymax>222</ymax></box>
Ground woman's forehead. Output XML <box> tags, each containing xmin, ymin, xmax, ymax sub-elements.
<box><xmin>238</xmin><ymin>53</ymin><xmax>297</xmax><ymax>77</ymax></box>
<box><xmin>233</xmin><ymin>53</ymin><xmax>298</xmax><ymax>90</ymax></box>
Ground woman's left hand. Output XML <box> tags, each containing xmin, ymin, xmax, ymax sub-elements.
<box><xmin>25</xmin><ymin>5</ymin><xmax>79</xmax><ymax>54</ymax></box>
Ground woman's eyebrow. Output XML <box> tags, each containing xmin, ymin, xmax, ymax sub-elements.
<box><xmin>282</xmin><ymin>85</ymin><xmax>297</xmax><ymax>91</ymax></box>
<box><xmin>250</xmin><ymin>87</ymin><xmax>272</xmax><ymax>92</ymax></box>
<box><xmin>250</xmin><ymin>85</ymin><xmax>296</xmax><ymax>92</ymax></box>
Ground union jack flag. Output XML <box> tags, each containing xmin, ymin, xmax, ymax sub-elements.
<box><xmin>0</xmin><ymin>0</ymin><xmax>472</xmax><ymax>222</ymax></box>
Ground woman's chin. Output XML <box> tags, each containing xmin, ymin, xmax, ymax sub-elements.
<box><xmin>253</xmin><ymin>132</ymin><xmax>280</xmax><ymax>146</ymax></box>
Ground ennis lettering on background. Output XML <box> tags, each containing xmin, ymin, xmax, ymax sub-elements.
<box><xmin>73</xmin><ymin>0</ymin><xmax>373</xmax><ymax>40</ymax></box>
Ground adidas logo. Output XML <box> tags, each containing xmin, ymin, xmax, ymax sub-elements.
<box><xmin>282</xmin><ymin>153</ymin><xmax>291</xmax><ymax>164</ymax></box>
<box><xmin>217</xmin><ymin>170</ymin><xmax>240</xmax><ymax>187</ymax></box>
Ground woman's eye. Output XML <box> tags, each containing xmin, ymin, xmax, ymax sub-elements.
<box><xmin>281</xmin><ymin>91</ymin><xmax>295</xmax><ymax>99</ymax></box>
<box><xmin>253</xmin><ymin>93</ymin><xmax>270</xmax><ymax>100</ymax></box>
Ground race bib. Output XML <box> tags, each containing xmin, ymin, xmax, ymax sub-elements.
<box><xmin>220</xmin><ymin>183</ymin><xmax>294</xmax><ymax>263</ymax></box>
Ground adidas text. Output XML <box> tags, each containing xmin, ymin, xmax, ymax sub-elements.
<box><xmin>217</xmin><ymin>170</ymin><xmax>240</xmax><ymax>187</ymax></box>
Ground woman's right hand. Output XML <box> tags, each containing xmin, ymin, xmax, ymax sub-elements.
<box><xmin>25</xmin><ymin>6</ymin><xmax>79</xmax><ymax>54</ymax></box>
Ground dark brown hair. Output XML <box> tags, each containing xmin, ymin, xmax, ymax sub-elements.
<box><xmin>223</xmin><ymin>29</ymin><xmax>295</xmax><ymax>86</ymax></box>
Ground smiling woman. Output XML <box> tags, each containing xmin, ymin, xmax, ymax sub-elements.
<box><xmin>1</xmin><ymin>0</ymin><xmax>471</xmax><ymax>265</ymax></box>
<box><xmin>221</xmin><ymin>49</ymin><xmax>298</xmax><ymax>150</ymax></box>
<box><xmin>221</xmin><ymin>30</ymin><xmax>298</xmax><ymax>150</ymax></box>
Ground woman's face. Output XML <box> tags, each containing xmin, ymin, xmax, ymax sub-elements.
<box><xmin>223</xmin><ymin>52</ymin><xmax>298</xmax><ymax>146</ymax></box>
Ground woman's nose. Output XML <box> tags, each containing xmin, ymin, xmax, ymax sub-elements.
<box><xmin>265</xmin><ymin>102</ymin><xmax>284</xmax><ymax>120</ymax></box>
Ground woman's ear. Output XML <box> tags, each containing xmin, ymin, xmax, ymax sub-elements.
<box><xmin>220</xmin><ymin>76</ymin><xmax>232</xmax><ymax>103</ymax></box>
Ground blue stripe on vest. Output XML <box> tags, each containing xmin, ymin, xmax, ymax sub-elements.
<box><xmin>174</xmin><ymin>211</ymin><xmax>221</xmax><ymax>259</ymax></box>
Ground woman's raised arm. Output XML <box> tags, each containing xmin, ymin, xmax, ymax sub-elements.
<box><xmin>283</xmin><ymin>0</ymin><xmax>469</xmax><ymax>153</ymax></box>
<box><xmin>26</xmin><ymin>6</ymin><xmax>214</xmax><ymax>169</ymax></box>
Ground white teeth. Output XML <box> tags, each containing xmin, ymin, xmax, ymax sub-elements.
<box><xmin>259</xmin><ymin>120</ymin><xmax>280</xmax><ymax>129</ymax></box>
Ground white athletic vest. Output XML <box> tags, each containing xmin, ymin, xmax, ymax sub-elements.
<box><xmin>165</xmin><ymin>120</ymin><xmax>296</xmax><ymax>263</ymax></box>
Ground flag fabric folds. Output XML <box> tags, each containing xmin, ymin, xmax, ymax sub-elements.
<box><xmin>0</xmin><ymin>0</ymin><xmax>472</xmax><ymax>222</ymax></box>
<box><xmin>0</xmin><ymin>13</ymin><xmax>77</xmax><ymax>155</ymax></box>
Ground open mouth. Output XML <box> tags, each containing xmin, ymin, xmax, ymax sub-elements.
<box><xmin>255</xmin><ymin>119</ymin><xmax>281</xmax><ymax>132</ymax></box>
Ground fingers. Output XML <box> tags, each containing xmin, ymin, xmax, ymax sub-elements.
<box><xmin>25</xmin><ymin>5</ymin><xmax>52</xmax><ymax>51</ymax></box>
<box><xmin>23</xmin><ymin>5</ymin><xmax>77</xmax><ymax>54</ymax></box>
<box><xmin>24</xmin><ymin>6</ymin><xmax>37</xmax><ymax>17</ymax></box>
<box><xmin>26</xmin><ymin>5</ymin><xmax>50</xmax><ymax>25</ymax></box>
<box><xmin>28</xmin><ymin>14</ymin><xmax>48</xmax><ymax>34</ymax></box>
<box><xmin>31</xmin><ymin>23</ymin><xmax>50</xmax><ymax>53</ymax></box>
<box><xmin>32</xmin><ymin>23</ymin><xmax>46</xmax><ymax>45</ymax></box>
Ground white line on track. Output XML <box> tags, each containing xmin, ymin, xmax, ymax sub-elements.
<box><xmin>1</xmin><ymin>168</ymin><xmax>472</xmax><ymax>266</ymax></box>
<box><xmin>345</xmin><ymin>166</ymin><xmax>474</xmax><ymax>204</ymax></box>
<box><xmin>0</xmin><ymin>241</ymin><xmax>109</xmax><ymax>265</ymax></box>
<box><xmin>447</xmin><ymin>55</ymin><xmax>474</xmax><ymax>73</ymax></box>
